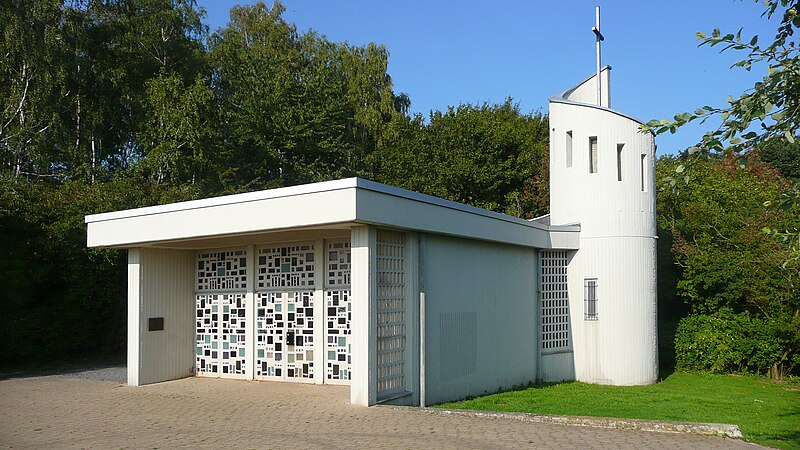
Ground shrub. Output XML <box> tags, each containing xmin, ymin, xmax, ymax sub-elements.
<box><xmin>675</xmin><ymin>309</ymin><xmax>799</xmax><ymax>377</ymax></box>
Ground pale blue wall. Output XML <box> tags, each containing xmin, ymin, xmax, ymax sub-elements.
<box><xmin>422</xmin><ymin>234</ymin><xmax>538</xmax><ymax>404</ymax></box>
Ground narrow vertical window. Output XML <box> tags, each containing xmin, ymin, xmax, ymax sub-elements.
<box><xmin>640</xmin><ymin>154</ymin><xmax>647</xmax><ymax>191</ymax></box>
<box><xmin>566</xmin><ymin>131</ymin><xmax>573</xmax><ymax>168</ymax></box>
<box><xmin>616</xmin><ymin>144</ymin><xmax>624</xmax><ymax>181</ymax></box>
<box><xmin>584</xmin><ymin>278</ymin><xmax>598</xmax><ymax>320</ymax></box>
<box><xmin>589</xmin><ymin>137</ymin><xmax>598</xmax><ymax>173</ymax></box>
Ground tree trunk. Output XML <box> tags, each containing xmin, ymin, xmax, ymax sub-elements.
<box><xmin>90</xmin><ymin>135</ymin><xmax>98</xmax><ymax>184</ymax></box>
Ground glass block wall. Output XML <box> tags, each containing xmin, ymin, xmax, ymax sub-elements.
<box><xmin>375</xmin><ymin>229</ymin><xmax>406</xmax><ymax>398</ymax></box>
<box><xmin>540</xmin><ymin>250</ymin><xmax>570</xmax><ymax>350</ymax></box>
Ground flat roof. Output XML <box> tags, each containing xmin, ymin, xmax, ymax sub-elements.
<box><xmin>85</xmin><ymin>178</ymin><xmax>579</xmax><ymax>250</ymax></box>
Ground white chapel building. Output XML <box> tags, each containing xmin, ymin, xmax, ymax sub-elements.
<box><xmin>85</xmin><ymin>67</ymin><xmax>658</xmax><ymax>406</ymax></box>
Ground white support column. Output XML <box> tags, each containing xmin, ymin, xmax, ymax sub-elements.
<box><xmin>350</xmin><ymin>225</ymin><xmax>377</xmax><ymax>406</ymax></box>
<box><xmin>419</xmin><ymin>292</ymin><xmax>426</xmax><ymax>408</ymax></box>
<box><xmin>313</xmin><ymin>239</ymin><xmax>325</xmax><ymax>385</ymax></box>
<box><xmin>127</xmin><ymin>248</ymin><xmax>142</xmax><ymax>386</ymax></box>
<box><xmin>245</xmin><ymin>244</ymin><xmax>256</xmax><ymax>380</ymax></box>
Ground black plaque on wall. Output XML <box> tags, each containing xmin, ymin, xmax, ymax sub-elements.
<box><xmin>148</xmin><ymin>317</ymin><xmax>164</xmax><ymax>331</ymax></box>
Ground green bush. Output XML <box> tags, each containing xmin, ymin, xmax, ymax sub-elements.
<box><xmin>0</xmin><ymin>175</ymin><xmax>199</xmax><ymax>368</ymax></box>
<box><xmin>675</xmin><ymin>309</ymin><xmax>799</xmax><ymax>377</ymax></box>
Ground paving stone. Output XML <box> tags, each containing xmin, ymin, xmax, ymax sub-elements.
<box><xmin>0</xmin><ymin>376</ymin><xmax>762</xmax><ymax>449</ymax></box>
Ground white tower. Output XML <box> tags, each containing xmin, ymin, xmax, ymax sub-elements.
<box><xmin>548</xmin><ymin>10</ymin><xmax>658</xmax><ymax>385</ymax></box>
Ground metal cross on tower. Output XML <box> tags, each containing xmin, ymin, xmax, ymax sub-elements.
<box><xmin>592</xmin><ymin>5</ymin><xmax>605</xmax><ymax>106</ymax></box>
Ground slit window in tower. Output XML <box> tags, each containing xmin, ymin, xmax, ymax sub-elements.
<box><xmin>641</xmin><ymin>154</ymin><xmax>647</xmax><ymax>191</ymax></box>
<box><xmin>589</xmin><ymin>137</ymin><xmax>598</xmax><ymax>173</ymax></box>
<box><xmin>616</xmin><ymin>144</ymin><xmax>624</xmax><ymax>181</ymax></box>
<box><xmin>584</xmin><ymin>278</ymin><xmax>598</xmax><ymax>320</ymax></box>
<box><xmin>566</xmin><ymin>131</ymin><xmax>573</xmax><ymax>168</ymax></box>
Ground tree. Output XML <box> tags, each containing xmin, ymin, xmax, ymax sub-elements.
<box><xmin>208</xmin><ymin>1</ymin><xmax>403</xmax><ymax>191</ymax></box>
<box><xmin>137</xmin><ymin>73</ymin><xmax>213</xmax><ymax>185</ymax></box>
<box><xmin>657</xmin><ymin>154</ymin><xmax>800</xmax><ymax>377</ymax></box>
<box><xmin>0</xmin><ymin>0</ymin><xmax>69</xmax><ymax>179</ymax></box>
<box><xmin>375</xmin><ymin>99</ymin><xmax>549</xmax><ymax>219</ymax></box>
<box><xmin>759</xmin><ymin>139</ymin><xmax>800</xmax><ymax>180</ymax></box>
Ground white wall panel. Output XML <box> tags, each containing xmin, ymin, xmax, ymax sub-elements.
<box><xmin>128</xmin><ymin>248</ymin><xmax>195</xmax><ymax>386</ymax></box>
<box><xmin>88</xmin><ymin>190</ymin><xmax>357</xmax><ymax>247</ymax></box>
<box><xmin>559</xmin><ymin>67</ymin><xmax>611</xmax><ymax>107</ymax></box>
<box><xmin>422</xmin><ymin>235</ymin><xmax>537</xmax><ymax>404</ymax></box>
<box><xmin>540</xmin><ymin>352</ymin><xmax>575</xmax><ymax>382</ymax></box>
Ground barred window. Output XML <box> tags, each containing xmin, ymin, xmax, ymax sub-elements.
<box><xmin>584</xmin><ymin>278</ymin><xmax>598</xmax><ymax>320</ymax></box>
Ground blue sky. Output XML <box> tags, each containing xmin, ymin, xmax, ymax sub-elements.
<box><xmin>196</xmin><ymin>0</ymin><xmax>778</xmax><ymax>155</ymax></box>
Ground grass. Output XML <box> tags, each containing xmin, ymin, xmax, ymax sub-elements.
<box><xmin>436</xmin><ymin>371</ymin><xmax>800</xmax><ymax>449</ymax></box>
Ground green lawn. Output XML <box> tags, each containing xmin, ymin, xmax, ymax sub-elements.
<box><xmin>436</xmin><ymin>372</ymin><xmax>800</xmax><ymax>449</ymax></box>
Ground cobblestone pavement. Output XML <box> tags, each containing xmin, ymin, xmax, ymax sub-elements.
<box><xmin>0</xmin><ymin>374</ymin><xmax>761</xmax><ymax>449</ymax></box>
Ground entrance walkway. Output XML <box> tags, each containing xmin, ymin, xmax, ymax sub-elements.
<box><xmin>0</xmin><ymin>373</ymin><xmax>759</xmax><ymax>449</ymax></box>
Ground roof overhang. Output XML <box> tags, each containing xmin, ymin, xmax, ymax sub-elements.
<box><xmin>85</xmin><ymin>178</ymin><xmax>580</xmax><ymax>250</ymax></box>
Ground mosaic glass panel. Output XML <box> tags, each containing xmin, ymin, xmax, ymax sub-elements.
<box><xmin>256</xmin><ymin>244</ymin><xmax>315</xmax><ymax>290</ymax></box>
<box><xmin>541</xmin><ymin>250</ymin><xmax>570</xmax><ymax>350</ymax></box>
<box><xmin>326</xmin><ymin>289</ymin><xmax>351</xmax><ymax>381</ymax></box>
<box><xmin>285</xmin><ymin>291</ymin><xmax>315</xmax><ymax>379</ymax></box>
<box><xmin>326</xmin><ymin>240</ymin><xmax>351</xmax><ymax>288</ymax></box>
<box><xmin>376</xmin><ymin>229</ymin><xmax>406</xmax><ymax>397</ymax></box>
<box><xmin>219</xmin><ymin>293</ymin><xmax>247</xmax><ymax>375</ymax></box>
<box><xmin>255</xmin><ymin>292</ymin><xmax>283</xmax><ymax>377</ymax></box>
<box><xmin>195</xmin><ymin>294</ymin><xmax>219</xmax><ymax>375</ymax></box>
<box><xmin>196</xmin><ymin>249</ymin><xmax>247</xmax><ymax>292</ymax></box>
<box><xmin>255</xmin><ymin>291</ymin><xmax>314</xmax><ymax>379</ymax></box>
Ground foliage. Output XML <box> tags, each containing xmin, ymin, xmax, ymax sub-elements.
<box><xmin>0</xmin><ymin>0</ymin><xmax>209</xmax><ymax>182</ymax></box>
<box><xmin>207</xmin><ymin>1</ymin><xmax>403</xmax><ymax>191</ymax></box>
<box><xmin>1</xmin><ymin>0</ymin><xmax>68</xmax><ymax>177</ymax></box>
<box><xmin>0</xmin><ymin>174</ymin><xmax>198</xmax><ymax>366</ymax></box>
<box><xmin>675</xmin><ymin>309</ymin><xmax>799</xmax><ymax>376</ymax></box>
<box><xmin>137</xmin><ymin>73</ymin><xmax>214</xmax><ymax>184</ymax></box>
<box><xmin>642</xmin><ymin>0</ymin><xmax>799</xmax><ymax>154</ymax></box>
<box><xmin>760</xmin><ymin>139</ymin><xmax>800</xmax><ymax>180</ymax></box>
<box><xmin>437</xmin><ymin>371</ymin><xmax>800</xmax><ymax>450</ymax></box>
<box><xmin>376</xmin><ymin>99</ymin><xmax>549</xmax><ymax>219</ymax></box>
<box><xmin>656</xmin><ymin>154</ymin><xmax>800</xmax><ymax>377</ymax></box>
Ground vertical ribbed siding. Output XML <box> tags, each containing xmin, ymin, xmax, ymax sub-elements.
<box><xmin>135</xmin><ymin>248</ymin><xmax>195</xmax><ymax>385</ymax></box>
<box><xmin>376</xmin><ymin>229</ymin><xmax>406</xmax><ymax>399</ymax></box>
<box><xmin>422</xmin><ymin>235</ymin><xmax>538</xmax><ymax>405</ymax></box>
<box><xmin>349</xmin><ymin>225</ymin><xmax>374</xmax><ymax>406</ymax></box>
<box><xmin>549</xmin><ymin>74</ymin><xmax>658</xmax><ymax>386</ymax></box>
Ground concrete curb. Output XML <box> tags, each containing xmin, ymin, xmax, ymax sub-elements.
<box><xmin>382</xmin><ymin>406</ymin><xmax>743</xmax><ymax>439</ymax></box>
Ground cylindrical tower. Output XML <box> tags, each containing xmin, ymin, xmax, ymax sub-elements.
<box><xmin>549</xmin><ymin>67</ymin><xmax>658</xmax><ymax>385</ymax></box>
